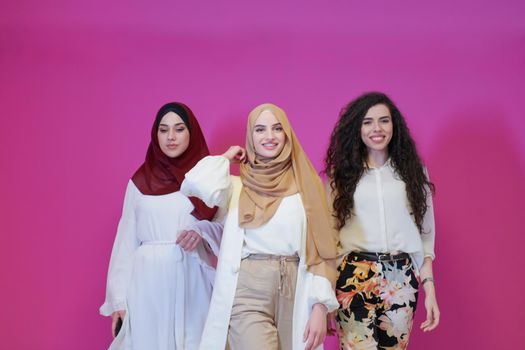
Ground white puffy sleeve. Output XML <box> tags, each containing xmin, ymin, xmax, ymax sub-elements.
<box><xmin>181</xmin><ymin>156</ymin><xmax>232</xmax><ymax>209</ymax></box>
<box><xmin>306</xmin><ymin>273</ymin><xmax>339</xmax><ymax>312</ymax></box>
<box><xmin>99</xmin><ymin>180</ymin><xmax>140</xmax><ymax>316</ymax></box>
<box><xmin>421</xmin><ymin>168</ymin><xmax>436</xmax><ymax>260</ymax></box>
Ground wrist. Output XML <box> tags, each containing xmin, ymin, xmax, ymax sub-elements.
<box><xmin>422</xmin><ymin>278</ymin><xmax>436</xmax><ymax>294</ymax></box>
<box><xmin>189</xmin><ymin>228</ymin><xmax>202</xmax><ymax>237</ymax></box>
<box><xmin>313</xmin><ymin>303</ymin><xmax>328</xmax><ymax>314</ymax></box>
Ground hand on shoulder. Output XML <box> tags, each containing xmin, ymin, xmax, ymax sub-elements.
<box><xmin>222</xmin><ymin>146</ymin><xmax>246</xmax><ymax>163</ymax></box>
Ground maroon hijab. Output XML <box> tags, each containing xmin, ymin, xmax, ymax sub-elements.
<box><xmin>132</xmin><ymin>102</ymin><xmax>217</xmax><ymax>221</ymax></box>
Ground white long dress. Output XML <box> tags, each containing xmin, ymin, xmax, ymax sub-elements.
<box><xmin>99</xmin><ymin>180</ymin><xmax>223</xmax><ymax>350</ymax></box>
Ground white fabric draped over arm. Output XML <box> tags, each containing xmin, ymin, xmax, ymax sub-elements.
<box><xmin>188</xmin><ymin>219</ymin><xmax>224</xmax><ymax>257</ymax></box>
<box><xmin>99</xmin><ymin>181</ymin><xmax>140</xmax><ymax>316</ymax></box>
<box><xmin>181</xmin><ymin>156</ymin><xmax>232</xmax><ymax>209</ymax></box>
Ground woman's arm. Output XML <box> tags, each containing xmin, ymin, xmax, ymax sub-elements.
<box><xmin>419</xmin><ymin>257</ymin><xmax>440</xmax><ymax>332</ymax></box>
<box><xmin>181</xmin><ymin>149</ymin><xmax>242</xmax><ymax>208</ymax></box>
<box><xmin>99</xmin><ymin>181</ymin><xmax>140</xmax><ymax>336</ymax></box>
<box><xmin>418</xmin><ymin>168</ymin><xmax>439</xmax><ymax>331</ymax></box>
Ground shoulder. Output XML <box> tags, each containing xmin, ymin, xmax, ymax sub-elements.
<box><xmin>126</xmin><ymin>179</ymin><xmax>141</xmax><ymax>193</ymax></box>
<box><xmin>124</xmin><ymin>179</ymin><xmax>146</xmax><ymax>203</ymax></box>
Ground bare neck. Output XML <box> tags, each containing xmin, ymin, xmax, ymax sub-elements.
<box><xmin>367</xmin><ymin>150</ymin><xmax>389</xmax><ymax>168</ymax></box>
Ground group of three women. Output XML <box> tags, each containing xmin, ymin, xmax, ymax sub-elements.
<box><xmin>100</xmin><ymin>92</ymin><xmax>440</xmax><ymax>350</ymax></box>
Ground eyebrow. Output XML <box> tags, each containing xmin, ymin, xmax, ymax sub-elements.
<box><xmin>159</xmin><ymin>122</ymin><xmax>186</xmax><ymax>127</ymax></box>
<box><xmin>363</xmin><ymin>116</ymin><xmax>390</xmax><ymax>120</ymax></box>
<box><xmin>254</xmin><ymin>123</ymin><xmax>283</xmax><ymax>128</ymax></box>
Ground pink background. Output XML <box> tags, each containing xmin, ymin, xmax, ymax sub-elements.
<box><xmin>1</xmin><ymin>1</ymin><xmax>524</xmax><ymax>349</ymax></box>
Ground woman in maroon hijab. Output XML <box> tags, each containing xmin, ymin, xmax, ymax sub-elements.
<box><xmin>99</xmin><ymin>103</ymin><xmax>223</xmax><ymax>350</ymax></box>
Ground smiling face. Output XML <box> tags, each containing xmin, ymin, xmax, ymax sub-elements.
<box><xmin>360</xmin><ymin>103</ymin><xmax>393</xmax><ymax>157</ymax></box>
<box><xmin>252</xmin><ymin>109</ymin><xmax>286</xmax><ymax>159</ymax></box>
<box><xmin>157</xmin><ymin>111</ymin><xmax>190</xmax><ymax>158</ymax></box>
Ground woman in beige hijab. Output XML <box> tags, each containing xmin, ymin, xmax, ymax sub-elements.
<box><xmin>182</xmin><ymin>103</ymin><xmax>339</xmax><ymax>350</ymax></box>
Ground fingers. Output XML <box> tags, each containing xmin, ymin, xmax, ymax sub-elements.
<box><xmin>421</xmin><ymin>320</ymin><xmax>434</xmax><ymax>331</ymax></box>
<box><xmin>235</xmin><ymin>148</ymin><xmax>247</xmax><ymax>163</ymax></box>
<box><xmin>111</xmin><ymin>317</ymin><xmax>117</xmax><ymax>338</ymax></box>
<box><xmin>231</xmin><ymin>149</ymin><xmax>245</xmax><ymax>163</ymax></box>
<box><xmin>179</xmin><ymin>231</ymin><xmax>193</xmax><ymax>249</ymax></box>
<box><xmin>311</xmin><ymin>333</ymin><xmax>324</xmax><ymax>350</ymax></box>
<box><xmin>303</xmin><ymin>319</ymin><xmax>310</xmax><ymax>342</ymax></box>
<box><xmin>175</xmin><ymin>230</ymin><xmax>188</xmax><ymax>244</ymax></box>
<box><xmin>427</xmin><ymin>307</ymin><xmax>440</xmax><ymax>331</ymax></box>
<box><xmin>304</xmin><ymin>331</ymin><xmax>324</xmax><ymax>350</ymax></box>
<box><xmin>303</xmin><ymin>322</ymin><xmax>326</xmax><ymax>350</ymax></box>
<box><xmin>186</xmin><ymin>234</ymin><xmax>201</xmax><ymax>251</ymax></box>
<box><xmin>421</xmin><ymin>305</ymin><xmax>440</xmax><ymax>332</ymax></box>
<box><xmin>111</xmin><ymin>311</ymin><xmax>125</xmax><ymax>338</ymax></box>
<box><xmin>426</xmin><ymin>321</ymin><xmax>438</xmax><ymax>331</ymax></box>
<box><xmin>177</xmin><ymin>231</ymin><xmax>191</xmax><ymax>249</ymax></box>
<box><xmin>223</xmin><ymin>146</ymin><xmax>240</xmax><ymax>162</ymax></box>
<box><xmin>177</xmin><ymin>230</ymin><xmax>202</xmax><ymax>251</ymax></box>
<box><xmin>313</xmin><ymin>333</ymin><xmax>324</xmax><ymax>349</ymax></box>
<box><xmin>420</xmin><ymin>309</ymin><xmax>432</xmax><ymax>331</ymax></box>
<box><xmin>223</xmin><ymin>146</ymin><xmax>247</xmax><ymax>163</ymax></box>
<box><xmin>304</xmin><ymin>335</ymin><xmax>313</xmax><ymax>350</ymax></box>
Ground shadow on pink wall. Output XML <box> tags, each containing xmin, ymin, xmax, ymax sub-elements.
<box><xmin>421</xmin><ymin>108</ymin><xmax>524</xmax><ymax>349</ymax></box>
<box><xmin>206</xmin><ymin>108</ymin><xmax>247</xmax><ymax>176</ymax></box>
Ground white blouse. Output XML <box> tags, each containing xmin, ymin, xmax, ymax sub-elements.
<box><xmin>332</xmin><ymin>160</ymin><xmax>435</xmax><ymax>269</ymax></box>
<box><xmin>181</xmin><ymin>156</ymin><xmax>338</xmax><ymax>311</ymax></box>
<box><xmin>242</xmin><ymin>193</ymin><xmax>303</xmax><ymax>257</ymax></box>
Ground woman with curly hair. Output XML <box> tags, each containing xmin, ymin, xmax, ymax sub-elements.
<box><xmin>324</xmin><ymin>92</ymin><xmax>440</xmax><ymax>349</ymax></box>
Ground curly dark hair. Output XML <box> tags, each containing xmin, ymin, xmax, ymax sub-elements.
<box><xmin>324</xmin><ymin>92</ymin><xmax>435</xmax><ymax>233</ymax></box>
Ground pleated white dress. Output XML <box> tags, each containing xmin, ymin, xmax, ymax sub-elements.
<box><xmin>100</xmin><ymin>180</ymin><xmax>223</xmax><ymax>350</ymax></box>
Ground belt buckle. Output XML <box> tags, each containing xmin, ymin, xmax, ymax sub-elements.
<box><xmin>377</xmin><ymin>253</ymin><xmax>391</xmax><ymax>262</ymax></box>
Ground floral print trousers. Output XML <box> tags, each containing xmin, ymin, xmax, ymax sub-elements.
<box><xmin>336</xmin><ymin>253</ymin><xmax>419</xmax><ymax>350</ymax></box>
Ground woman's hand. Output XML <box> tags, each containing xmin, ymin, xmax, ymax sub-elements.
<box><xmin>420</xmin><ymin>284</ymin><xmax>440</xmax><ymax>332</ymax></box>
<box><xmin>111</xmin><ymin>310</ymin><xmax>126</xmax><ymax>338</ymax></box>
<box><xmin>222</xmin><ymin>146</ymin><xmax>246</xmax><ymax>163</ymax></box>
<box><xmin>303</xmin><ymin>303</ymin><xmax>328</xmax><ymax>350</ymax></box>
<box><xmin>176</xmin><ymin>230</ymin><xmax>202</xmax><ymax>252</ymax></box>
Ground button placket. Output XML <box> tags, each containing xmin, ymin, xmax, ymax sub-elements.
<box><xmin>374</xmin><ymin>169</ymin><xmax>389</xmax><ymax>252</ymax></box>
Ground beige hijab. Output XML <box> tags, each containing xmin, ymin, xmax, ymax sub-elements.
<box><xmin>239</xmin><ymin>103</ymin><xmax>339</xmax><ymax>286</ymax></box>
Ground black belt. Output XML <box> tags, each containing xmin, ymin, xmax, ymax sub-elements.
<box><xmin>350</xmin><ymin>251</ymin><xmax>410</xmax><ymax>262</ymax></box>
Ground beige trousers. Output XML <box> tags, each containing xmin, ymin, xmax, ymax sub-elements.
<box><xmin>228</xmin><ymin>255</ymin><xmax>299</xmax><ymax>350</ymax></box>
